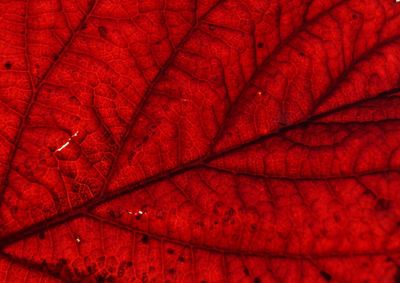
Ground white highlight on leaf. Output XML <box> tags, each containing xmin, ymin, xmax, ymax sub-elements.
<box><xmin>127</xmin><ymin>209</ymin><xmax>146</xmax><ymax>216</ymax></box>
<box><xmin>75</xmin><ymin>236</ymin><xmax>81</xmax><ymax>243</ymax></box>
<box><xmin>56</xmin><ymin>141</ymin><xmax>70</xmax><ymax>152</ymax></box>
<box><xmin>55</xmin><ymin>131</ymin><xmax>79</xmax><ymax>152</ymax></box>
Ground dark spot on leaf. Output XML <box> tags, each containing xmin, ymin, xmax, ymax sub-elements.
<box><xmin>178</xmin><ymin>256</ymin><xmax>185</xmax><ymax>262</ymax></box>
<box><xmin>72</xmin><ymin>183</ymin><xmax>79</xmax><ymax>193</ymax></box>
<box><xmin>98</xmin><ymin>26</ymin><xmax>107</xmax><ymax>38</ymax></box>
<box><xmin>257</xmin><ymin>42</ymin><xmax>264</xmax><ymax>48</ymax></box>
<box><xmin>128</xmin><ymin>150</ymin><xmax>136</xmax><ymax>162</ymax></box>
<box><xmin>41</xmin><ymin>260</ymin><xmax>48</xmax><ymax>268</ymax></box>
<box><xmin>59</xmin><ymin>258</ymin><xmax>67</xmax><ymax>265</ymax></box>
<box><xmin>208</xmin><ymin>24</ymin><xmax>216</xmax><ymax>31</ymax></box>
<box><xmin>352</xmin><ymin>14</ymin><xmax>358</xmax><ymax>20</ymax></box>
<box><xmin>135</xmin><ymin>213</ymin><xmax>143</xmax><ymax>220</ymax></box>
<box><xmin>168</xmin><ymin>268</ymin><xmax>175</xmax><ymax>274</ymax></box>
<box><xmin>375</xmin><ymin>198</ymin><xmax>392</xmax><ymax>211</ymax></box>
<box><xmin>81</xmin><ymin>23</ymin><xmax>87</xmax><ymax>30</ymax></box>
<box><xmin>243</xmin><ymin>266</ymin><xmax>250</xmax><ymax>276</ymax></box>
<box><xmin>226</xmin><ymin>208</ymin><xmax>235</xmax><ymax>216</ymax></box>
<box><xmin>299</xmin><ymin>51</ymin><xmax>305</xmax><ymax>57</ymax></box>
<box><xmin>320</xmin><ymin>270</ymin><xmax>332</xmax><ymax>281</ymax></box>
<box><xmin>166</xmin><ymin>248</ymin><xmax>175</xmax><ymax>254</ymax></box>
<box><xmin>4</xmin><ymin>62</ymin><xmax>12</xmax><ymax>69</ymax></box>
<box><xmin>363</xmin><ymin>189</ymin><xmax>374</xmax><ymax>196</ymax></box>
<box><xmin>69</xmin><ymin>95</ymin><xmax>80</xmax><ymax>104</ymax></box>
<box><xmin>87</xmin><ymin>265</ymin><xmax>94</xmax><ymax>274</ymax></box>
<box><xmin>53</xmin><ymin>54</ymin><xmax>59</xmax><ymax>60</ymax></box>
<box><xmin>141</xmin><ymin>235</ymin><xmax>149</xmax><ymax>244</ymax></box>
<box><xmin>200</xmin><ymin>281</ymin><xmax>207</xmax><ymax>283</ymax></box>
<box><xmin>95</xmin><ymin>275</ymin><xmax>106</xmax><ymax>283</ymax></box>
<box><xmin>254</xmin><ymin>277</ymin><xmax>261</xmax><ymax>283</ymax></box>
<box><xmin>196</xmin><ymin>221</ymin><xmax>205</xmax><ymax>227</ymax></box>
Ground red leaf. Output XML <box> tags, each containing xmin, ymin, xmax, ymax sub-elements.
<box><xmin>1</xmin><ymin>0</ymin><xmax>400</xmax><ymax>282</ymax></box>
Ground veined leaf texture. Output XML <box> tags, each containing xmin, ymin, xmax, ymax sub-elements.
<box><xmin>1</xmin><ymin>0</ymin><xmax>400</xmax><ymax>282</ymax></box>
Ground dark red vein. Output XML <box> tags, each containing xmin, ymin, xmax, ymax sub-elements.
<box><xmin>95</xmin><ymin>0</ymin><xmax>226</xmax><ymax>197</ymax></box>
<box><xmin>0</xmin><ymin>86</ymin><xmax>399</xmax><ymax>249</ymax></box>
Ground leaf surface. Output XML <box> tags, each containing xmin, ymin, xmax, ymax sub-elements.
<box><xmin>1</xmin><ymin>0</ymin><xmax>400</xmax><ymax>282</ymax></box>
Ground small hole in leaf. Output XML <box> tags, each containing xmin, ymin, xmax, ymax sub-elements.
<box><xmin>135</xmin><ymin>210</ymin><xmax>144</xmax><ymax>220</ymax></box>
<box><xmin>141</xmin><ymin>235</ymin><xmax>149</xmax><ymax>244</ymax></box>
<box><xmin>98</xmin><ymin>26</ymin><xmax>107</xmax><ymax>38</ymax></box>
<box><xmin>375</xmin><ymin>198</ymin><xmax>391</xmax><ymax>211</ymax></box>
<box><xmin>4</xmin><ymin>62</ymin><xmax>12</xmax><ymax>69</ymax></box>
<box><xmin>168</xmin><ymin>268</ymin><xmax>175</xmax><ymax>274</ymax></box>
<box><xmin>320</xmin><ymin>270</ymin><xmax>332</xmax><ymax>282</ymax></box>
<box><xmin>95</xmin><ymin>275</ymin><xmax>106</xmax><ymax>283</ymax></box>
